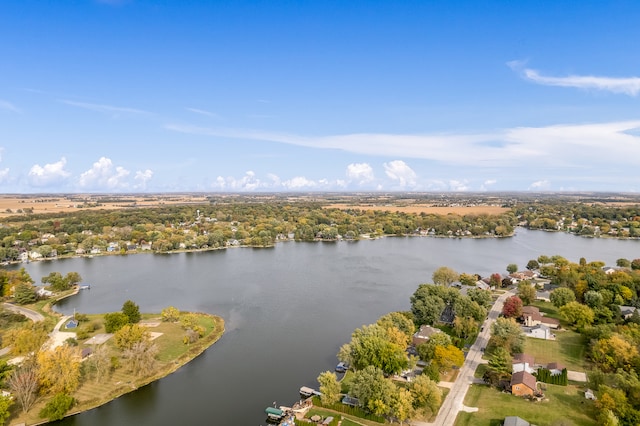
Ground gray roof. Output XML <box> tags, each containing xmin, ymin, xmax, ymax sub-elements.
<box><xmin>504</xmin><ymin>416</ymin><xmax>530</xmax><ymax>426</ymax></box>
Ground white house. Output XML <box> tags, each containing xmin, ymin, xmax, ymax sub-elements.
<box><xmin>512</xmin><ymin>353</ymin><xmax>536</xmax><ymax>374</ymax></box>
<box><xmin>523</xmin><ymin>324</ymin><xmax>555</xmax><ymax>340</ymax></box>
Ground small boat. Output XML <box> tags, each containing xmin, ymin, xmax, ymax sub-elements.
<box><xmin>265</xmin><ymin>407</ymin><xmax>284</xmax><ymax>422</ymax></box>
<box><xmin>79</xmin><ymin>284</ymin><xmax>91</xmax><ymax>290</ymax></box>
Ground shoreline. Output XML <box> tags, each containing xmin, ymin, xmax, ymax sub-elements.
<box><xmin>7</xmin><ymin>289</ymin><xmax>225</xmax><ymax>426</ymax></box>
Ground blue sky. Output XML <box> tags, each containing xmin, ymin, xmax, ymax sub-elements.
<box><xmin>1</xmin><ymin>0</ymin><xmax>640</xmax><ymax>193</ymax></box>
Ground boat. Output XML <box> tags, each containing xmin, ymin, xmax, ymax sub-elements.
<box><xmin>265</xmin><ymin>407</ymin><xmax>284</xmax><ymax>422</ymax></box>
<box><xmin>79</xmin><ymin>284</ymin><xmax>91</xmax><ymax>290</ymax></box>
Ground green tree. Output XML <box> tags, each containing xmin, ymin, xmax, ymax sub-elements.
<box><xmin>411</xmin><ymin>285</ymin><xmax>446</xmax><ymax>326</ymax></box>
<box><xmin>317</xmin><ymin>371</ymin><xmax>341</xmax><ymax>405</ymax></box>
<box><xmin>526</xmin><ymin>259</ymin><xmax>540</xmax><ymax>270</ymax></box>
<box><xmin>14</xmin><ymin>282</ymin><xmax>36</xmax><ymax>305</ymax></box>
<box><xmin>616</xmin><ymin>258</ymin><xmax>631</xmax><ymax>268</ymax></box>
<box><xmin>5</xmin><ymin>322</ymin><xmax>49</xmax><ymax>356</ymax></box>
<box><xmin>104</xmin><ymin>312</ymin><xmax>129</xmax><ymax>333</ymax></box>
<box><xmin>121</xmin><ymin>300</ymin><xmax>141</xmax><ymax>324</ymax></box>
<box><xmin>489</xmin><ymin>317</ymin><xmax>525</xmax><ymax>354</ymax></box>
<box><xmin>376</xmin><ymin>312</ymin><xmax>415</xmax><ymax>337</ymax></box>
<box><xmin>487</xmin><ymin>346</ymin><xmax>512</xmax><ymax>375</ymax></box>
<box><xmin>0</xmin><ymin>395</ymin><xmax>12</xmax><ymax>425</ymax></box>
<box><xmin>467</xmin><ymin>287</ymin><xmax>492</xmax><ymax>308</ymax></box>
<box><xmin>41</xmin><ymin>272</ymin><xmax>70</xmax><ymax>292</ymax></box>
<box><xmin>432</xmin><ymin>266</ymin><xmax>459</xmax><ymax>286</ymax></box>
<box><xmin>391</xmin><ymin>387</ymin><xmax>414</xmax><ymax>425</ymax></box>
<box><xmin>459</xmin><ymin>273</ymin><xmax>477</xmax><ymax>286</ymax></box>
<box><xmin>517</xmin><ymin>281</ymin><xmax>536</xmax><ymax>305</ymax></box>
<box><xmin>560</xmin><ymin>301</ymin><xmax>595</xmax><ymax>328</ymax></box>
<box><xmin>454</xmin><ymin>296</ymin><xmax>486</xmax><ymax>321</ymax></box>
<box><xmin>550</xmin><ymin>287</ymin><xmax>576</xmax><ymax>308</ymax></box>
<box><xmin>453</xmin><ymin>316</ymin><xmax>477</xmax><ymax>339</ymax></box>
<box><xmin>591</xmin><ymin>334</ymin><xmax>639</xmax><ymax>372</ymax></box>
<box><xmin>65</xmin><ymin>272</ymin><xmax>82</xmax><ymax>286</ymax></box>
<box><xmin>39</xmin><ymin>393</ymin><xmax>75</xmax><ymax>421</ymax></box>
<box><xmin>410</xmin><ymin>374</ymin><xmax>442</xmax><ymax>418</ymax></box>
<box><xmin>506</xmin><ymin>263</ymin><xmax>518</xmax><ymax>274</ymax></box>
<box><xmin>350</xmin><ymin>366</ymin><xmax>396</xmax><ymax>417</ymax></box>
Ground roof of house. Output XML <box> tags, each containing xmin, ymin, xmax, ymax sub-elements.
<box><xmin>512</xmin><ymin>353</ymin><xmax>535</xmax><ymax>366</ymax></box>
<box><xmin>547</xmin><ymin>362</ymin><xmax>565</xmax><ymax>371</ymax></box>
<box><xmin>414</xmin><ymin>325</ymin><xmax>442</xmax><ymax>339</ymax></box>
<box><xmin>522</xmin><ymin>305</ymin><xmax>560</xmax><ymax>326</ymax></box>
<box><xmin>511</xmin><ymin>371</ymin><xmax>537</xmax><ymax>391</ymax></box>
<box><xmin>504</xmin><ymin>416</ymin><xmax>531</xmax><ymax>426</ymax></box>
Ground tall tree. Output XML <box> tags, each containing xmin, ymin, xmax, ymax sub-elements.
<box><xmin>409</xmin><ymin>374</ymin><xmax>442</xmax><ymax>418</ymax></box>
<box><xmin>517</xmin><ymin>281</ymin><xmax>536</xmax><ymax>305</ymax></box>
<box><xmin>37</xmin><ymin>345</ymin><xmax>81</xmax><ymax>395</ymax></box>
<box><xmin>550</xmin><ymin>287</ymin><xmax>576</xmax><ymax>308</ymax></box>
<box><xmin>411</xmin><ymin>285</ymin><xmax>446</xmax><ymax>326</ymax></box>
<box><xmin>490</xmin><ymin>317</ymin><xmax>524</xmax><ymax>354</ymax></box>
<box><xmin>433</xmin><ymin>344</ymin><xmax>464</xmax><ymax>372</ymax></box>
<box><xmin>123</xmin><ymin>340</ymin><xmax>159</xmax><ymax>377</ymax></box>
<box><xmin>502</xmin><ymin>296</ymin><xmax>523</xmax><ymax>318</ymax></box>
<box><xmin>391</xmin><ymin>387</ymin><xmax>414</xmax><ymax>425</ymax></box>
<box><xmin>560</xmin><ymin>301</ymin><xmax>595</xmax><ymax>328</ymax></box>
<box><xmin>506</xmin><ymin>263</ymin><xmax>518</xmax><ymax>274</ymax></box>
<box><xmin>317</xmin><ymin>371</ymin><xmax>341</xmax><ymax>405</ymax></box>
<box><xmin>0</xmin><ymin>395</ymin><xmax>12</xmax><ymax>425</ymax></box>
<box><xmin>14</xmin><ymin>283</ymin><xmax>36</xmax><ymax>305</ymax></box>
<box><xmin>121</xmin><ymin>300</ymin><xmax>141</xmax><ymax>324</ymax></box>
<box><xmin>432</xmin><ymin>266</ymin><xmax>459</xmax><ymax>287</ymax></box>
<box><xmin>350</xmin><ymin>366</ymin><xmax>396</xmax><ymax>417</ymax></box>
<box><xmin>7</xmin><ymin>362</ymin><xmax>39</xmax><ymax>413</ymax></box>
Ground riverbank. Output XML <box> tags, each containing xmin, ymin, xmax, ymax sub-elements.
<box><xmin>6</xmin><ymin>293</ymin><xmax>224</xmax><ymax>426</ymax></box>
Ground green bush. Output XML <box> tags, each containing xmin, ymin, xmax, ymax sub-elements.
<box><xmin>39</xmin><ymin>393</ymin><xmax>75</xmax><ymax>421</ymax></box>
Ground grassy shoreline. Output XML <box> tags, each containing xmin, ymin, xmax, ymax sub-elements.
<box><xmin>5</xmin><ymin>293</ymin><xmax>224</xmax><ymax>426</ymax></box>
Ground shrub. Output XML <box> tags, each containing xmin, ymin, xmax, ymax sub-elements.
<box><xmin>39</xmin><ymin>393</ymin><xmax>75</xmax><ymax>421</ymax></box>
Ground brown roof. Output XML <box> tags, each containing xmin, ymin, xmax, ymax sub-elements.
<box><xmin>512</xmin><ymin>353</ymin><xmax>535</xmax><ymax>366</ymax></box>
<box><xmin>414</xmin><ymin>325</ymin><xmax>441</xmax><ymax>339</ymax></box>
<box><xmin>511</xmin><ymin>371</ymin><xmax>537</xmax><ymax>390</ymax></box>
<box><xmin>522</xmin><ymin>306</ymin><xmax>560</xmax><ymax>326</ymax></box>
<box><xmin>547</xmin><ymin>362</ymin><xmax>565</xmax><ymax>371</ymax></box>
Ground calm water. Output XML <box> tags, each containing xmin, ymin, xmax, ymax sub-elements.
<box><xmin>15</xmin><ymin>229</ymin><xmax>639</xmax><ymax>425</ymax></box>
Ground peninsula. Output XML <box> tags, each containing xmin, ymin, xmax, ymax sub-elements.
<box><xmin>0</xmin><ymin>275</ymin><xmax>224</xmax><ymax>426</ymax></box>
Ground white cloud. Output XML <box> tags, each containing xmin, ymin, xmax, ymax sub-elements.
<box><xmin>383</xmin><ymin>160</ymin><xmax>417</xmax><ymax>188</ymax></box>
<box><xmin>186</xmin><ymin>108</ymin><xmax>220</xmax><ymax>119</ymax></box>
<box><xmin>0</xmin><ymin>100</ymin><xmax>21</xmax><ymax>113</ymax></box>
<box><xmin>28</xmin><ymin>157</ymin><xmax>71</xmax><ymax>187</ymax></box>
<box><xmin>282</xmin><ymin>176</ymin><xmax>317</xmax><ymax>190</ymax></box>
<box><xmin>134</xmin><ymin>169</ymin><xmax>153</xmax><ymax>189</ymax></box>
<box><xmin>212</xmin><ymin>171</ymin><xmax>264</xmax><ymax>191</ymax></box>
<box><xmin>449</xmin><ymin>180</ymin><xmax>470</xmax><ymax>191</ymax></box>
<box><xmin>509</xmin><ymin>62</ymin><xmax>640</xmax><ymax>96</ymax></box>
<box><xmin>0</xmin><ymin>168</ymin><xmax>10</xmax><ymax>184</ymax></box>
<box><xmin>479</xmin><ymin>179</ymin><xmax>497</xmax><ymax>191</ymax></box>
<box><xmin>61</xmin><ymin>100</ymin><xmax>149</xmax><ymax>116</ymax></box>
<box><xmin>79</xmin><ymin>157</ymin><xmax>131</xmax><ymax>190</ymax></box>
<box><xmin>346</xmin><ymin>163</ymin><xmax>375</xmax><ymax>184</ymax></box>
<box><xmin>528</xmin><ymin>180</ymin><xmax>551</xmax><ymax>190</ymax></box>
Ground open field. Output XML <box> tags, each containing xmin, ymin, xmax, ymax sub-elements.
<box><xmin>524</xmin><ymin>330</ymin><xmax>588</xmax><ymax>372</ymax></box>
<box><xmin>455</xmin><ymin>383</ymin><xmax>598</xmax><ymax>426</ymax></box>
<box><xmin>0</xmin><ymin>194</ymin><xmax>212</xmax><ymax>217</ymax></box>
<box><xmin>324</xmin><ymin>204</ymin><xmax>509</xmax><ymax>215</ymax></box>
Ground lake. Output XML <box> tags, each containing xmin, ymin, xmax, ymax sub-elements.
<box><xmin>15</xmin><ymin>228</ymin><xmax>639</xmax><ymax>425</ymax></box>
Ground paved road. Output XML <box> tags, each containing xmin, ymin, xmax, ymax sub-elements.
<box><xmin>2</xmin><ymin>302</ymin><xmax>45</xmax><ymax>322</ymax></box>
<box><xmin>420</xmin><ymin>289</ymin><xmax>514</xmax><ymax>426</ymax></box>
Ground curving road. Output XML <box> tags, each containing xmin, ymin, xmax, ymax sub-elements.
<box><xmin>420</xmin><ymin>289</ymin><xmax>514</xmax><ymax>426</ymax></box>
<box><xmin>2</xmin><ymin>302</ymin><xmax>45</xmax><ymax>322</ymax></box>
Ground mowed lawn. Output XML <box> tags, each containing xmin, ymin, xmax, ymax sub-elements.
<box><xmin>455</xmin><ymin>384</ymin><xmax>598</xmax><ymax>426</ymax></box>
<box><xmin>524</xmin><ymin>329</ymin><xmax>588</xmax><ymax>371</ymax></box>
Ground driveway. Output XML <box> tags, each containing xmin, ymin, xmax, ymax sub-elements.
<box><xmin>417</xmin><ymin>289</ymin><xmax>514</xmax><ymax>426</ymax></box>
<box><xmin>2</xmin><ymin>302</ymin><xmax>45</xmax><ymax>322</ymax></box>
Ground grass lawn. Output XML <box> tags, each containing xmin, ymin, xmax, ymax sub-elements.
<box><xmin>455</xmin><ymin>384</ymin><xmax>598</xmax><ymax>426</ymax></box>
<box><xmin>532</xmin><ymin>300</ymin><xmax>564</xmax><ymax>322</ymax></box>
<box><xmin>524</xmin><ymin>329</ymin><xmax>588</xmax><ymax>371</ymax></box>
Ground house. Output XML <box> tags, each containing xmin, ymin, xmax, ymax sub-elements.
<box><xmin>546</xmin><ymin>362</ymin><xmax>565</xmax><ymax>376</ymax></box>
<box><xmin>585</xmin><ymin>389</ymin><xmax>597</xmax><ymax>400</ymax></box>
<box><xmin>602</xmin><ymin>266</ymin><xmax>617</xmax><ymax>275</ymax></box>
<box><xmin>75</xmin><ymin>248</ymin><xmax>86</xmax><ymax>255</ymax></box>
<box><xmin>536</xmin><ymin>290</ymin><xmax>551</xmax><ymax>302</ymax></box>
<box><xmin>510</xmin><ymin>371</ymin><xmax>537</xmax><ymax>396</ymax></box>
<box><xmin>439</xmin><ymin>304</ymin><xmax>455</xmax><ymax>325</ymax></box>
<box><xmin>523</xmin><ymin>324</ymin><xmax>554</xmax><ymax>340</ymax></box>
<box><xmin>475</xmin><ymin>278</ymin><xmax>492</xmax><ymax>291</ymax></box>
<box><xmin>512</xmin><ymin>353</ymin><xmax>536</xmax><ymax>374</ymax></box>
<box><xmin>37</xmin><ymin>288</ymin><xmax>53</xmax><ymax>298</ymax></box>
<box><xmin>522</xmin><ymin>306</ymin><xmax>560</xmax><ymax>329</ymax></box>
<box><xmin>412</xmin><ymin>325</ymin><xmax>442</xmax><ymax>346</ymax></box>
<box><xmin>619</xmin><ymin>305</ymin><xmax>637</xmax><ymax>320</ymax></box>
<box><xmin>504</xmin><ymin>416</ymin><xmax>531</xmax><ymax>426</ymax></box>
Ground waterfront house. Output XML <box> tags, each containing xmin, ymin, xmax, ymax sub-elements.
<box><xmin>619</xmin><ymin>305</ymin><xmax>637</xmax><ymax>320</ymax></box>
<box><xmin>412</xmin><ymin>325</ymin><xmax>442</xmax><ymax>346</ymax></box>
